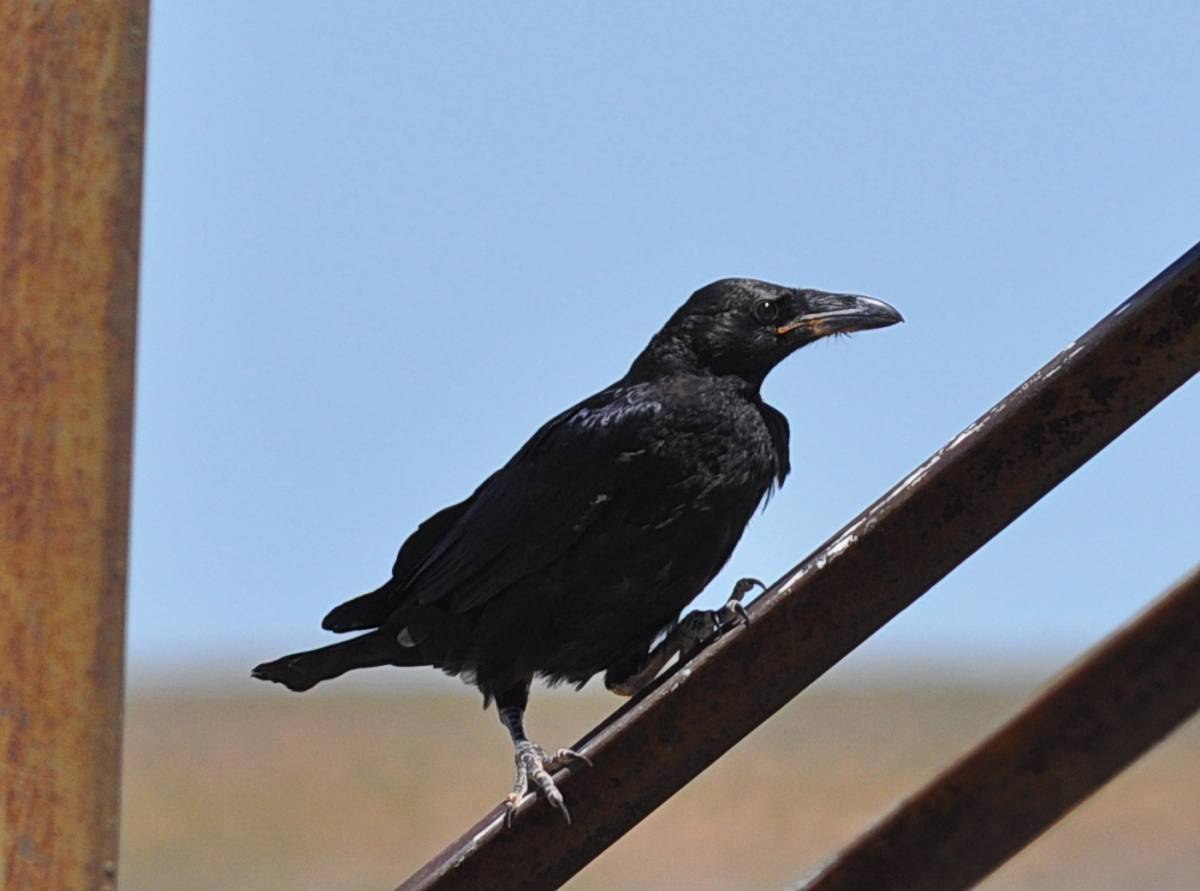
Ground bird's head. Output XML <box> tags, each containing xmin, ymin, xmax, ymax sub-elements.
<box><xmin>631</xmin><ymin>278</ymin><xmax>903</xmax><ymax>386</ymax></box>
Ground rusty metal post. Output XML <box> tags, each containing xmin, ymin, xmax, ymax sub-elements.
<box><xmin>397</xmin><ymin>241</ymin><xmax>1200</xmax><ymax>891</ymax></box>
<box><xmin>0</xmin><ymin>4</ymin><xmax>148</xmax><ymax>890</ymax></box>
<box><xmin>799</xmin><ymin>564</ymin><xmax>1200</xmax><ymax>891</ymax></box>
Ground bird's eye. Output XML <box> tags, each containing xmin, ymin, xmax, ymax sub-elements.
<box><xmin>753</xmin><ymin>299</ymin><xmax>780</xmax><ymax>324</ymax></box>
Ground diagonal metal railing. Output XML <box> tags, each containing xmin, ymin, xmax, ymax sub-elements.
<box><xmin>799</xmin><ymin>563</ymin><xmax>1200</xmax><ymax>891</ymax></box>
<box><xmin>399</xmin><ymin>241</ymin><xmax>1200</xmax><ymax>891</ymax></box>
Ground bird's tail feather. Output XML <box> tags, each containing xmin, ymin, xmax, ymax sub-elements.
<box><xmin>321</xmin><ymin>583</ymin><xmax>392</xmax><ymax>633</ymax></box>
<box><xmin>251</xmin><ymin>630</ymin><xmax>417</xmax><ymax>691</ymax></box>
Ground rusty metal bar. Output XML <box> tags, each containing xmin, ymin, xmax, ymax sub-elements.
<box><xmin>800</xmin><ymin>564</ymin><xmax>1200</xmax><ymax>891</ymax></box>
<box><xmin>0</xmin><ymin>4</ymin><xmax>148</xmax><ymax>890</ymax></box>
<box><xmin>397</xmin><ymin>240</ymin><xmax>1200</xmax><ymax>891</ymax></box>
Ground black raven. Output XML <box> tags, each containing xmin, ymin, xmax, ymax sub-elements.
<box><xmin>253</xmin><ymin>279</ymin><xmax>902</xmax><ymax>824</ymax></box>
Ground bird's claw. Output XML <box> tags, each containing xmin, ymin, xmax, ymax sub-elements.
<box><xmin>504</xmin><ymin>741</ymin><xmax>591</xmax><ymax>828</ymax></box>
<box><xmin>720</xmin><ymin>598</ymin><xmax>751</xmax><ymax>629</ymax></box>
<box><xmin>548</xmin><ymin>746</ymin><xmax>593</xmax><ymax>771</ymax></box>
<box><xmin>677</xmin><ymin>578</ymin><xmax>762</xmax><ymax>658</ymax></box>
<box><xmin>731</xmin><ymin>576</ymin><xmax>765</xmax><ymax>602</ymax></box>
<box><xmin>713</xmin><ymin>577</ymin><xmax>762</xmax><ymax>631</ymax></box>
<box><xmin>729</xmin><ymin>576</ymin><xmax>764</xmax><ymax>608</ymax></box>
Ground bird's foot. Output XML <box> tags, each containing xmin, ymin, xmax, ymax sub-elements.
<box><xmin>681</xmin><ymin>576</ymin><xmax>763</xmax><ymax>653</ymax></box>
<box><xmin>505</xmin><ymin>741</ymin><xmax>592</xmax><ymax>828</ymax></box>
<box><xmin>675</xmin><ymin>607</ymin><xmax>737</xmax><ymax>659</ymax></box>
<box><xmin>719</xmin><ymin>576</ymin><xmax>764</xmax><ymax>629</ymax></box>
<box><xmin>606</xmin><ymin>578</ymin><xmax>764</xmax><ymax>697</ymax></box>
<box><xmin>679</xmin><ymin>577</ymin><xmax>762</xmax><ymax>655</ymax></box>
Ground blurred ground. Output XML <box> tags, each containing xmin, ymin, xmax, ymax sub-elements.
<box><xmin>121</xmin><ymin>673</ymin><xmax>1199</xmax><ymax>891</ymax></box>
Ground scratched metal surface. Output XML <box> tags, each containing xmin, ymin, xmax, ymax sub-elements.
<box><xmin>397</xmin><ymin>241</ymin><xmax>1200</xmax><ymax>891</ymax></box>
<box><xmin>0</xmin><ymin>5</ymin><xmax>147</xmax><ymax>889</ymax></box>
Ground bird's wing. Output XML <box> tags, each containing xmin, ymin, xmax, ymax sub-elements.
<box><xmin>389</xmin><ymin>493</ymin><xmax>479</xmax><ymax>586</ymax></box>
<box><xmin>320</xmin><ymin>491</ymin><xmax>483</xmax><ymax>633</ymax></box>
<box><xmin>394</xmin><ymin>387</ymin><xmax>663</xmax><ymax>616</ymax></box>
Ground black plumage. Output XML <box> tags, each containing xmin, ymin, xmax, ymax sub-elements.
<box><xmin>253</xmin><ymin>278</ymin><xmax>901</xmax><ymax>823</ymax></box>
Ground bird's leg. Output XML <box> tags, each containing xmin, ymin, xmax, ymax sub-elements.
<box><xmin>606</xmin><ymin>577</ymin><xmax>763</xmax><ymax>697</ymax></box>
<box><xmin>496</xmin><ymin>680</ymin><xmax>592</xmax><ymax>829</ymax></box>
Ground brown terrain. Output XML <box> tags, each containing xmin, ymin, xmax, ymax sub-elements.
<box><xmin>121</xmin><ymin>671</ymin><xmax>1200</xmax><ymax>891</ymax></box>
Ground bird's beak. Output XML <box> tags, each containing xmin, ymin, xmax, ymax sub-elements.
<box><xmin>776</xmin><ymin>293</ymin><xmax>904</xmax><ymax>339</ymax></box>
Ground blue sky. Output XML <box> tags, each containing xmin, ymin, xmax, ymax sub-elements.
<box><xmin>131</xmin><ymin>3</ymin><xmax>1199</xmax><ymax>681</ymax></box>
